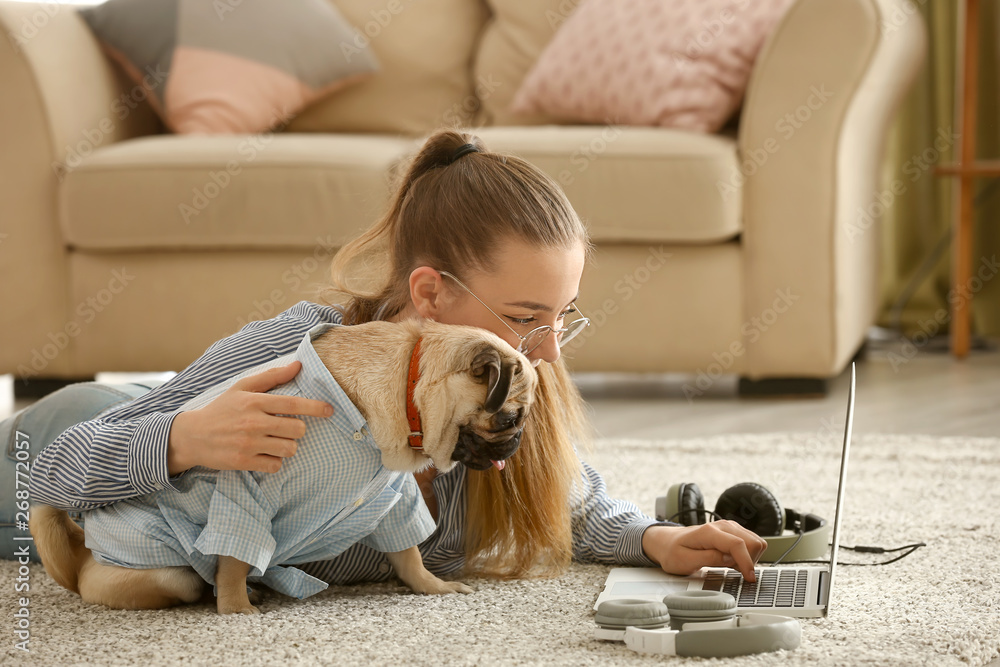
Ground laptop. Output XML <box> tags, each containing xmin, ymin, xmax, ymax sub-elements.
<box><xmin>594</xmin><ymin>362</ymin><xmax>856</xmax><ymax>619</ymax></box>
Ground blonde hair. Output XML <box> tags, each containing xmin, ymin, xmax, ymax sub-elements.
<box><xmin>324</xmin><ymin>129</ymin><xmax>591</xmax><ymax>578</ymax></box>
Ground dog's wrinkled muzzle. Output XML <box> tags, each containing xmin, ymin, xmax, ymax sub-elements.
<box><xmin>451</xmin><ymin>427</ymin><xmax>523</xmax><ymax>471</ymax></box>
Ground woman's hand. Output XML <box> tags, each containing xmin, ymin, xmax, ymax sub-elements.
<box><xmin>641</xmin><ymin>522</ymin><xmax>769</xmax><ymax>582</ymax></box>
<box><xmin>167</xmin><ymin>362</ymin><xmax>334</xmax><ymax>475</ymax></box>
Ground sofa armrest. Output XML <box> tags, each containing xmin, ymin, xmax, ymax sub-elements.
<box><xmin>0</xmin><ymin>1</ymin><xmax>159</xmax><ymax>380</ymax></box>
<box><xmin>737</xmin><ymin>0</ymin><xmax>926</xmax><ymax>378</ymax></box>
<box><xmin>0</xmin><ymin>1</ymin><xmax>160</xmax><ymax>173</ymax></box>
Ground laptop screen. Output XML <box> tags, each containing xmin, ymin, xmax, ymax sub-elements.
<box><xmin>825</xmin><ymin>361</ymin><xmax>856</xmax><ymax>616</ymax></box>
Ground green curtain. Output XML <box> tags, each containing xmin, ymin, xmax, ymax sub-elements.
<box><xmin>879</xmin><ymin>2</ymin><xmax>1000</xmax><ymax>338</ymax></box>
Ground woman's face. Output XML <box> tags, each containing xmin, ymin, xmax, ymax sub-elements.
<box><xmin>436</xmin><ymin>239</ymin><xmax>587</xmax><ymax>367</ymax></box>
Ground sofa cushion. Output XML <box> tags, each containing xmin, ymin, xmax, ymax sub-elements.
<box><xmin>473</xmin><ymin>126</ymin><xmax>741</xmax><ymax>244</ymax></box>
<box><xmin>60</xmin><ymin>135</ymin><xmax>419</xmax><ymax>251</ymax></box>
<box><xmin>286</xmin><ymin>0</ymin><xmax>490</xmax><ymax>135</ymax></box>
<box><xmin>79</xmin><ymin>0</ymin><xmax>378</xmax><ymax>134</ymax></box>
<box><xmin>509</xmin><ymin>0</ymin><xmax>795</xmax><ymax>132</ymax></box>
<box><xmin>473</xmin><ymin>0</ymin><xmax>571</xmax><ymax>127</ymax></box>
<box><xmin>60</xmin><ymin>127</ymin><xmax>740</xmax><ymax>251</ymax></box>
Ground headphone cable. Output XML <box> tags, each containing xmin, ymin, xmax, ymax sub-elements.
<box><xmin>768</xmin><ymin>524</ymin><xmax>805</xmax><ymax>566</ymax></box>
<box><xmin>664</xmin><ymin>508</ymin><xmax>726</xmax><ymax>524</ymax></box>
<box><xmin>665</xmin><ymin>509</ymin><xmax>808</xmax><ymax>566</ymax></box>
<box><xmin>776</xmin><ymin>542</ymin><xmax>926</xmax><ymax>567</ymax></box>
<box><xmin>660</xmin><ymin>509</ymin><xmax>923</xmax><ymax>566</ymax></box>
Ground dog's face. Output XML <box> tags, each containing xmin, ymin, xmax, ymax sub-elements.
<box><xmin>413</xmin><ymin>322</ymin><xmax>538</xmax><ymax>473</ymax></box>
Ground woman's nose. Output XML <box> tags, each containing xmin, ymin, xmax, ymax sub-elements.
<box><xmin>528</xmin><ymin>330</ymin><xmax>560</xmax><ymax>366</ymax></box>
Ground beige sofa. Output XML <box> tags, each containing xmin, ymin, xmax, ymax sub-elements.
<box><xmin>0</xmin><ymin>0</ymin><xmax>925</xmax><ymax>396</ymax></box>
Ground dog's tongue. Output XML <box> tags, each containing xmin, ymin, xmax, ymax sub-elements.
<box><xmin>491</xmin><ymin>460</ymin><xmax>505</xmax><ymax>471</ymax></box>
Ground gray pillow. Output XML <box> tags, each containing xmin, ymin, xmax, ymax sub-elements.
<box><xmin>80</xmin><ymin>0</ymin><xmax>379</xmax><ymax>134</ymax></box>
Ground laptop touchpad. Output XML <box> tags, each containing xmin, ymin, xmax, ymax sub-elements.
<box><xmin>612</xmin><ymin>581</ymin><xmax>689</xmax><ymax>596</ymax></box>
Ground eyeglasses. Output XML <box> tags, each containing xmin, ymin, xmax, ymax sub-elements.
<box><xmin>438</xmin><ymin>270</ymin><xmax>590</xmax><ymax>355</ymax></box>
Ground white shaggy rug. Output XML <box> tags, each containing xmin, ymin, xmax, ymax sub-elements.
<box><xmin>3</xmin><ymin>433</ymin><xmax>999</xmax><ymax>666</ymax></box>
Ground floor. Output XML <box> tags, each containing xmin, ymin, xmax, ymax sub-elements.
<box><xmin>576</xmin><ymin>344</ymin><xmax>1000</xmax><ymax>441</ymax></box>
<box><xmin>3</xmin><ymin>337</ymin><xmax>999</xmax><ymax>439</ymax></box>
<box><xmin>5</xmin><ymin>340</ymin><xmax>996</xmax><ymax>666</ymax></box>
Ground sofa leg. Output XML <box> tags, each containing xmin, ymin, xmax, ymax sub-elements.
<box><xmin>737</xmin><ymin>376</ymin><xmax>828</xmax><ymax>398</ymax></box>
<box><xmin>13</xmin><ymin>377</ymin><xmax>95</xmax><ymax>400</ymax></box>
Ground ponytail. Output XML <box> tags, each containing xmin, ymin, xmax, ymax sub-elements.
<box><xmin>325</xmin><ymin>131</ymin><xmax>491</xmax><ymax>324</ymax></box>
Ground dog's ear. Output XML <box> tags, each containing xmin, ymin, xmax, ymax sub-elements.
<box><xmin>471</xmin><ymin>345</ymin><xmax>515</xmax><ymax>415</ymax></box>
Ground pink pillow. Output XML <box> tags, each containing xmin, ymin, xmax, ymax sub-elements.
<box><xmin>80</xmin><ymin>0</ymin><xmax>379</xmax><ymax>135</ymax></box>
<box><xmin>510</xmin><ymin>0</ymin><xmax>796</xmax><ymax>132</ymax></box>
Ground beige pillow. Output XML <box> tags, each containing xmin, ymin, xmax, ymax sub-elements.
<box><xmin>508</xmin><ymin>0</ymin><xmax>795</xmax><ymax>132</ymax></box>
<box><xmin>287</xmin><ymin>0</ymin><xmax>490</xmax><ymax>135</ymax></box>
<box><xmin>473</xmin><ymin>0</ymin><xmax>581</xmax><ymax>127</ymax></box>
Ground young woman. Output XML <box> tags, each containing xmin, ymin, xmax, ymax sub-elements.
<box><xmin>18</xmin><ymin>130</ymin><xmax>766</xmax><ymax>587</ymax></box>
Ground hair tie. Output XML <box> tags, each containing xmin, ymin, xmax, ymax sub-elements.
<box><xmin>452</xmin><ymin>143</ymin><xmax>480</xmax><ymax>162</ymax></box>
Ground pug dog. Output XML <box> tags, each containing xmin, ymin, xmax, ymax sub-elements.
<box><xmin>30</xmin><ymin>319</ymin><xmax>537</xmax><ymax>614</ymax></box>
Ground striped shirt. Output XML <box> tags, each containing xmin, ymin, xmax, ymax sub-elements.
<box><xmin>82</xmin><ymin>323</ymin><xmax>437</xmax><ymax>599</ymax></box>
<box><xmin>29</xmin><ymin>301</ymin><xmax>662</xmax><ymax>583</ymax></box>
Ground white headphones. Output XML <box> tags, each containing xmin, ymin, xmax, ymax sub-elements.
<box><xmin>595</xmin><ymin>591</ymin><xmax>801</xmax><ymax>658</ymax></box>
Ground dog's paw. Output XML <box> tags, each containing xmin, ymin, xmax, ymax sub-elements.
<box><xmin>412</xmin><ymin>579</ymin><xmax>474</xmax><ymax>595</ymax></box>
<box><xmin>217</xmin><ymin>600</ymin><xmax>261</xmax><ymax>615</ymax></box>
<box><xmin>445</xmin><ymin>581</ymin><xmax>474</xmax><ymax>595</ymax></box>
<box><xmin>247</xmin><ymin>585</ymin><xmax>265</xmax><ymax>606</ymax></box>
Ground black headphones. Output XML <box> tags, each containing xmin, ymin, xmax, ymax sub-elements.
<box><xmin>656</xmin><ymin>482</ymin><xmax>831</xmax><ymax>563</ymax></box>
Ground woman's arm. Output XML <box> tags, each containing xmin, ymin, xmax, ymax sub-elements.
<box><xmin>571</xmin><ymin>460</ymin><xmax>767</xmax><ymax>581</ymax></box>
<box><xmin>570</xmin><ymin>459</ymin><xmax>665</xmax><ymax>566</ymax></box>
<box><xmin>28</xmin><ymin>301</ymin><xmax>341</xmax><ymax>511</ymax></box>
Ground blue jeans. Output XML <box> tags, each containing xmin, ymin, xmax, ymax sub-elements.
<box><xmin>1</xmin><ymin>380</ymin><xmax>163</xmax><ymax>562</ymax></box>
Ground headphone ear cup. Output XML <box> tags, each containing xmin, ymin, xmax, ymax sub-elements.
<box><xmin>595</xmin><ymin>599</ymin><xmax>670</xmax><ymax>630</ymax></box>
<box><xmin>675</xmin><ymin>482</ymin><xmax>707</xmax><ymax>526</ymax></box>
<box><xmin>714</xmin><ymin>483</ymin><xmax>784</xmax><ymax>537</ymax></box>
<box><xmin>664</xmin><ymin>591</ymin><xmax>737</xmax><ymax>630</ymax></box>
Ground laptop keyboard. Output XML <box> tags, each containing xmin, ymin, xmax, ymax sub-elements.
<box><xmin>702</xmin><ymin>569</ymin><xmax>808</xmax><ymax>608</ymax></box>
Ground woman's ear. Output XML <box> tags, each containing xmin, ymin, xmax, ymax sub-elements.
<box><xmin>408</xmin><ymin>266</ymin><xmax>448</xmax><ymax>320</ymax></box>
